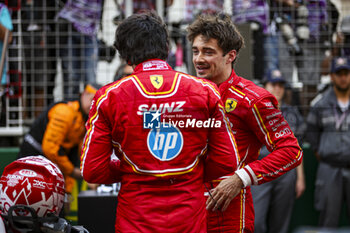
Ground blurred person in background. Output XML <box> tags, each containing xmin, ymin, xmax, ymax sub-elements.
<box><xmin>307</xmin><ymin>56</ymin><xmax>350</xmax><ymax>227</ymax></box>
<box><xmin>320</xmin><ymin>3</ymin><xmax>348</xmax><ymax>79</ymax></box>
<box><xmin>251</xmin><ymin>69</ymin><xmax>306</xmax><ymax>233</ymax></box>
<box><xmin>80</xmin><ymin>10</ymin><xmax>239</xmax><ymax>232</ymax></box>
<box><xmin>184</xmin><ymin>0</ymin><xmax>223</xmax><ymax>23</ymax></box>
<box><xmin>21</xmin><ymin>0</ymin><xmax>59</xmax><ymax>118</ymax></box>
<box><xmin>267</xmin><ymin>0</ymin><xmax>329</xmax><ymax>111</ymax></box>
<box><xmin>17</xmin><ymin>83</ymin><xmax>100</xmax><ymax>214</ymax></box>
<box><xmin>0</xmin><ymin>156</ymin><xmax>89</xmax><ymax>232</ymax></box>
<box><xmin>112</xmin><ymin>0</ymin><xmax>174</xmax><ymax>25</ymax></box>
<box><xmin>116</xmin><ymin>0</ymin><xmax>173</xmax><ymax>19</ymax></box>
<box><xmin>114</xmin><ymin>61</ymin><xmax>133</xmax><ymax>81</ymax></box>
<box><xmin>0</xmin><ymin>1</ymin><xmax>12</xmax><ymax>86</ymax></box>
<box><xmin>231</xmin><ymin>0</ymin><xmax>269</xmax><ymax>81</ymax></box>
<box><xmin>57</xmin><ymin>0</ymin><xmax>102</xmax><ymax>101</ymax></box>
<box><xmin>187</xmin><ymin>13</ymin><xmax>303</xmax><ymax>232</ymax></box>
<box><xmin>0</xmin><ymin>2</ymin><xmax>12</xmax><ymax>126</ymax></box>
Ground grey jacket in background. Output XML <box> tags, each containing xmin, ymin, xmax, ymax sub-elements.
<box><xmin>306</xmin><ymin>87</ymin><xmax>350</xmax><ymax>166</ymax></box>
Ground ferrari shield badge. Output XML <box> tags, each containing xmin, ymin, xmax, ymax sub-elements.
<box><xmin>225</xmin><ymin>99</ymin><xmax>237</xmax><ymax>112</ymax></box>
<box><xmin>150</xmin><ymin>75</ymin><xmax>163</xmax><ymax>89</ymax></box>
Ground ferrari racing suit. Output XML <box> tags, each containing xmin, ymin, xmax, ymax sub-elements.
<box><xmin>80</xmin><ymin>59</ymin><xmax>239</xmax><ymax>233</ymax></box>
<box><xmin>207</xmin><ymin>70</ymin><xmax>303</xmax><ymax>233</ymax></box>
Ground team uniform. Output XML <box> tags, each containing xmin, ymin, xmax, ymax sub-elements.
<box><xmin>18</xmin><ymin>100</ymin><xmax>87</xmax><ymax>193</ymax></box>
<box><xmin>80</xmin><ymin>59</ymin><xmax>239</xmax><ymax>233</ymax></box>
<box><xmin>307</xmin><ymin>87</ymin><xmax>350</xmax><ymax>227</ymax></box>
<box><xmin>207</xmin><ymin>70</ymin><xmax>303</xmax><ymax>233</ymax></box>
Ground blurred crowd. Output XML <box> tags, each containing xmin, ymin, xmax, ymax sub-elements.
<box><xmin>0</xmin><ymin>0</ymin><xmax>348</xmax><ymax>121</ymax></box>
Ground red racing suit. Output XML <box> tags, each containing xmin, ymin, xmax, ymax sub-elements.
<box><xmin>207</xmin><ymin>70</ymin><xmax>303</xmax><ymax>233</ymax></box>
<box><xmin>80</xmin><ymin>59</ymin><xmax>239</xmax><ymax>233</ymax></box>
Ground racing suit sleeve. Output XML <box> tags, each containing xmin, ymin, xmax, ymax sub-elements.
<box><xmin>204</xmin><ymin>87</ymin><xmax>239</xmax><ymax>182</ymax></box>
<box><xmin>235</xmin><ymin>95</ymin><xmax>303</xmax><ymax>187</ymax></box>
<box><xmin>80</xmin><ymin>90</ymin><xmax>117</xmax><ymax>184</ymax></box>
<box><xmin>42</xmin><ymin>104</ymin><xmax>75</xmax><ymax>177</ymax></box>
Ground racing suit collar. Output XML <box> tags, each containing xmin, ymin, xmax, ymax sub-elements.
<box><xmin>218</xmin><ymin>69</ymin><xmax>239</xmax><ymax>93</ymax></box>
<box><xmin>134</xmin><ymin>59</ymin><xmax>172</xmax><ymax>73</ymax></box>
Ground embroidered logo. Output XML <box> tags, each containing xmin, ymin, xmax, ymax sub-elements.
<box><xmin>225</xmin><ymin>99</ymin><xmax>237</xmax><ymax>112</ymax></box>
<box><xmin>150</xmin><ymin>75</ymin><xmax>163</xmax><ymax>89</ymax></box>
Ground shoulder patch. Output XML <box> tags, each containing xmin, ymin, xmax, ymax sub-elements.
<box><xmin>262</xmin><ymin>101</ymin><xmax>276</xmax><ymax>109</ymax></box>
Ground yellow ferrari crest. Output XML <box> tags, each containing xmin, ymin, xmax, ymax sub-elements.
<box><xmin>150</xmin><ymin>75</ymin><xmax>163</xmax><ymax>89</ymax></box>
<box><xmin>225</xmin><ymin>99</ymin><xmax>237</xmax><ymax>112</ymax></box>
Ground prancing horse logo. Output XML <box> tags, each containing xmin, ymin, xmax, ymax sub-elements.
<box><xmin>225</xmin><ymin>99</ymin><xmax>237</xmax><ymax>113</ymax></box>
<box><xmin>150</xmin><ymin>75</ymin><xmax>163</xmax><ymax>89</ymax></box>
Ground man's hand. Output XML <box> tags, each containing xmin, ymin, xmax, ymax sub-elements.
<box><xmin>295</xmin><ymin>163</ymin><xmax>306</xmax><ymax>198</ymax></box>
<box><xmin>71</xmin><ymin>167</ymin><xmax>82</xmax><ymax>179</ymax></box>
<box><xmin>206</xmin><ymin>173</ymin><xmax>244</xmax><ymax>212</ymax></box>
<box><xmin>87</xmin><ymin>183</ymin><xmax>99</xmax><ymax>190</ymax></box>
<box><xmin>295</xmin><ymin>176</ymin><xmax>306</xmax><ymax>198</ymax></box>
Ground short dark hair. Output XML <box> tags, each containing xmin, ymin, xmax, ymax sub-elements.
<box><xmin>187</xmin><ymin>13</ymin><xmax>244</xmax><ymax>60</ymax></box>
<box><xmin>114</xmin><ymin>10</ymin><xmax>169</xmax><ymax>66</ymax></box>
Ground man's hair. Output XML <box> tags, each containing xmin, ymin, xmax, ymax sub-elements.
<box><xmin>114</xmin><ymin>10</ymin><xmax>169</xmax><ymax>66</ymax></box>
<box><xmin>187</xmin><ymin>13</ymin><xmax>244</xmax><ymax>59</ymax></box>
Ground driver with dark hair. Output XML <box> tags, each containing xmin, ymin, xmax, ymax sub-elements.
<box><xmin>81</xmin><ymin>10</ymin><xmax>239</xmax><ymax>232</ymax></box>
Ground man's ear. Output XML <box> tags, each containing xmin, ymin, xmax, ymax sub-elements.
<box><xmin>226</xmin><ymin>50</ymin><xmax>237</xmax><ymax>64</ymax></box>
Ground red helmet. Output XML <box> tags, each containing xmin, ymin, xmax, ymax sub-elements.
<box><xmin>0</xmin><ymin>156</ymin><xmax>65</xmax><ymax>217</ymax></box>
